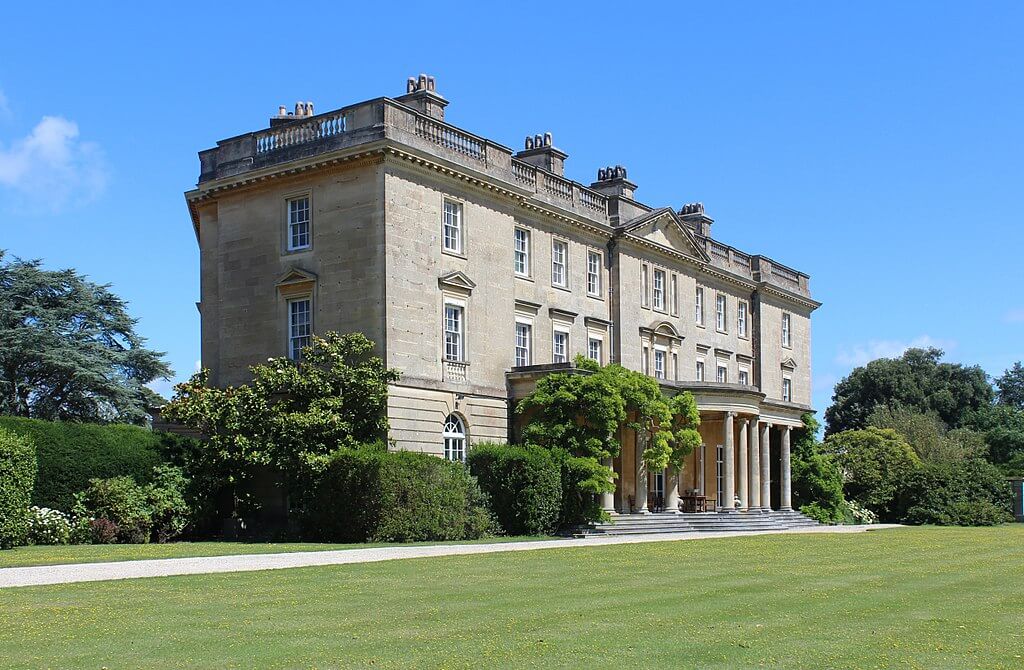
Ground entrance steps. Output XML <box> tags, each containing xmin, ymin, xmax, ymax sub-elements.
<box><xmin>572</xmin><ymin>509</ymin><xmax>822</xmax><ymax>537</ymax></box>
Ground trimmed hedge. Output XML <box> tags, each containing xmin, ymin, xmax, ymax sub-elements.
<box><xmin>0</xmin><ymin>427</ymin><xmax>37</xmax><ymax>549</ymax></box>
<box><xmin>468</xmin><ymin>442</ymin><xmax>561</xmax><ymax>536</ymax></box>
<box><xmin>0</xmin><ymin>416</ymin><xmax>167</xmax><ymax>511</ymax></box>
<box><xmin>302</xmin><ymin>445</ymin><xmax>495</xmax><ymax>543</ymax></box>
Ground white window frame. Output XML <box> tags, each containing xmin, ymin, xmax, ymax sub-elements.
<box><xmin>782</xmin><ymin>312</ymin><xmax>792</xmax><ymax>348</ymax></box>
<box><xmin>739</xmin><ymin>369</ymin><xmax>750</xmax><ymax>386</ymax></box>
<box><xmin>716</xmin><ymin>293</ymin><xmax>727</xmax><ymax>333</ymax></box>
<box><xmin>286</xmin><ymin>195</ymin><xmax>311</xmax><ymax>251</ymax></box>
<box><xmin>738</xmin><ymin>300</ymin><xmax>748</xmax><ymax>338</ymax></box>
<box><xmin>696</xmin><ymin>359</ymin><xmax>705</xmax><ymax>382</ymax></box>
<box><xmin>783</xmin><ymin>377</ymin><xmax>793</xmax><ymax>402</ymax></box>
<box><xmin>716</xmin><ymin>364</ymin><xmax>728</xmax><ymax>384</ymax></box>
<box><xmin>443</xmin><ymin>301</ymin><xmax>464</xmax><ymax>362</ymax></box>
<box><xmin>551</xmin><ymin>239</ymin><xmax>569</xmax><ymax>288</ymax></box>
<box><xmin>288</xmin><ymin>297</ymin><xmax>312</xmax><ymax>361</ymax></box>
<box><xmin>443</xmin><ymin>414</ymin><xmax>467</xmax><ymax>462</ymax></box>
<box><xmin>588</xmin><ymin>337</ymin><xmax>603</xmax><ymax>364</ymax></box>
<box><xmin>552</xmin><ymin>327</ymin><xmax>569</xmax><ymax>363</ymax></box>
<box><xmin>514</xmin><ymin>228</ymin><xmax>530</xmax><ymax>277</ymax></box>
<box><xmin>586</xmin><ymin>250</ymin><xmax>602</xmax><ymax>297</ymax></box>
<box><xmin>442</xmin><ymin>199</ymin><xmax>463</xmax><ymax>254</ymax></box>
<box><xmin>654</xmin><ymin>349</ymin><xmax>666</xmax><ymax>380</ymax></box>
<box><xmin>695</xmin><ymin>286</ymin><xmax>704</xmax><ymax>325</ymax></box>
<box><xmin>514</xmin><ymin>320</ymin><xmax>532</xmax><ymax>367</ymax></box>
<box><xmin>641</xmin><ymin>264</ymin><xmax>650</xmax><ymax>308</ymax></box>
<box><xmin>653</xmin><ymin>269</ymin><xmax>666</xmax><ymax>312</ymax></box>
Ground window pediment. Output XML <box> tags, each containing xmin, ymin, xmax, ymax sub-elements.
<box><xmin>781</xmin><ymin>357</ymin><xmax>797</xmax><ymax>370</ymax></box>
<box><xmin>276</xmin><ymin>267</ymin><xmax>317</xmax><ymax>297</ymax></box>
<box><xmin>438</xmin><ymin>270</ymin><xmax>476</xmax><ymax>294</ymax></box>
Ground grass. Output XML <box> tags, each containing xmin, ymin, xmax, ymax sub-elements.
<box><xmin>2</xmin><ymin>526</ymin><xmax>1023</xmax><ymax>669</ymax></box>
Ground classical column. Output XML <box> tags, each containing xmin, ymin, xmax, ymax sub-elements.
<box><xmin>665</xmin><ymin>466</ymin><xmax>680</xmax><ymax>512</ymax></box>
<box><xmin>748</xmin><ymin>417</ymin><xmax>760</xmax><ymax>510</ymax></box>
<box><xmin>721</xmin><ymin>412</ymin><xmax>736</xmax><ymax>512</ymax></box>
<box><xmin>737</xmin><ymin>419</ymin><xmax>749</xmax><ymax>511</ymax></box>
<box><xmin>760</xmin><ymin>422</ymin><xmax>772</xmax><ymax>511</ymax></box>
<box><xmin>635</xmin><ymin>432</ymin><xmax>649</xmax><ymax>513</ymax></box>
<box><xmin>601</xmin><ymin>457</ymin><xmax>616</xmax><ymax>514</ymax></box>
<box><xmin>780</xmin><ymin>426</ymin><xmax>793</xmax><ymax>511</ymax></box>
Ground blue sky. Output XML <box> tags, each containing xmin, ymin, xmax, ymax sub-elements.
<box><xmin>1</xmin><ymin>2</ymin><xmax>1021</xmax><ymax>416</ymax></box>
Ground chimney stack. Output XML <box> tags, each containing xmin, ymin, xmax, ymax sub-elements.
<box><xmin>514</xmin><ymin>132</ymin><xmax>568</xmax><ymax>176</ymax></box>
<box><xmin>396</xmin><ymin>73</ymin><xmax>449</xmax><ymax>121</ymax></box>
<box><xmin>270</xmin><ymin>100</ymin><xmax>315</xmax><ymax>127</ymax></box>
<box><xmin>590</xmin><ymin>165</ymin><xmax>637</xmax><ymax>200</ymax></box>
<box><xmin>679</xmin><ymin>202</ymin><xmax>713</xmax><ymax>236</ymax></box>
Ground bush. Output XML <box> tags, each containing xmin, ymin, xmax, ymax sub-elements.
<box><xmin>0</xmin><ymin>416</ymin><xmax>167</xmax><ymax>511</ymax></box>
<box><xmin>895</xmin><ymin>459</ymin><xmax>1013</xmax><ymax>526</ymax></box>
<box><xmin>553</xmin><ymin>449</ymin><xmax>607</xmax><ymax>528</ymax></box>
<box><xmin>467</xmin><ymin>442</ymin><xmax>561</xmax><ymax>536</ymax></box>
<box><xmin>792</xmin><ymin>451</ymin><xmax>846</xmax><ymax>524</ymax></box>
<box><xmin>73</xmin><ymin>476</ymin><xmax>152</xmax><ymax>544</ymax></box>
<box><xmin>302</xmin><ymin>445</ymin><xmax>496</xmax><ymax>543</ymax></box>
<box><xmin>146</xmin><ymin>465</ymin><xmax>191</xmax><ymax>543</ymax></box>
<box><xmin>0</xmin><ymin>427</ymin><xmax>37</xmax><ymax>549</ymax></box>
<box><xmin>26</xmin><ymin>506</ymin><xmax>72</xmax><ymax>545</ymax></box>
<box><xmin>824</xmin><ymin>427</ymin><xmax>920</xmax><ymax>521</ymax></box>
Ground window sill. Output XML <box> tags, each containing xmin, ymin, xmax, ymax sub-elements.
<box><xmin>587</xmin><ymin>292</ymin><xmax>604</xmax><ymax>301</ymax></box>
<box><xmin>442</xmin><ymin>249</ymin><xmax>468</xmax><ymax>261</ymax></box>
<box><xmin>552</xmin><ymin>284</ymin><xmax>571</xmax><ymax>293</ymax></box>
<box><xmin>283</xmin><ymin>247</ymin><xmax>313</xmax><ymax>256</ymax></box>
<box><xmin>515</xmin><ymin>273</ymin><xmax>534</xmax><ymax>283</ymax></box>
<box><xmin>695</xmin><ymin>323</ymin><xmax>706</xmax><ymax>329</ymax></box>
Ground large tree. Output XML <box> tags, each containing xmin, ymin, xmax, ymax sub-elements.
<box><xmin>825</xmin><ymin>348</ymin><xmax>992</xmax><ymax>436</ymax></box>
<box><xmin>995</xmin><ymin>362</ymin><xmax>1024</xmax><ymax>409</ymax></box>
<box><xmin>0</xmin><ymin>251</ymin><xmax>171</xmax><ymax>423</ymax></box>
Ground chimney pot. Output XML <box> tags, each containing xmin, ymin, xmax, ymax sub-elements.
<box><xmin>278</xmin><ymin>105</ymin><xmax>287</xmax><ymax>116</ymax></box>
<box><xmin>543</xmin><ymin>132</ymin><xmax>552</xmax><ymax>146</ymax></box>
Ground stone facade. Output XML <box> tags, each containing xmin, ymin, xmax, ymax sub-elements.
<box><xmin>186</xmin><ymin>75</ymin><xmax>821</xmax><ymax>513</ymax></box>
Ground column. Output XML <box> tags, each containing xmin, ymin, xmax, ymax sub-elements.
<box><xmin>737</xmin><ymin>419</ymin><xmax>749</xmax><ymax>511</ymax></box>
<box><xmin>721</xmin><ymin>412</ymin><xmax>736</xmax><ymax>512</ymax></box>
<box><xmin>635</xmin><ymin>432</ymin><xmax>649</xmax><ymax>513</ymax></box>
<box><xmin>760</xmin><ymin>422</ymin><xmax>772</xmax><ymax>511</ymax></box>
<box><xmin>748</xmin><ymin>417</ymin><xmax>760</xmax><ymax>510</ymax></box>
<box><xmin>780</xmin><ymin>426</ymin><xmax>793</xmax><ymax>511</ymax></box>
<box><xmin>601</xmin><ymin>457</ymin><xmax>616</xmax><ymax>514</ymax></box>
<box><xmin>665</xmin><ymin>466</ymin><xmax>680</xmax><ymax>512</ymax></box>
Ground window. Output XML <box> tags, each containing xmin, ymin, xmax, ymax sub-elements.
<box><xmin>287</xmin><ymin>196</ymin><xmax>311</xmax><ymax>250</ymax></box>
<box><xmin>642</xmin><ymin>345</ymin><xmax>650</xmax><ymax>375</ymax></box>
<box><xmin>716</xmin><ymin>294</ymin><xmax>727</xmax><ymax>332</ymax></box>
<box><xmin>514</xmin><ymin>228</ymin><xmax>530</xmax><ymax>276</ymax></box>
<box><xmin>444</xmin><ymin>304</ymin><xmax>463</xmax><ymax>361</ymax></box>
<box><xmin>442</xmin><ymin>200</ymin><xmax>463</xmax><ymax>253</ymax></box>
<box><xmin>782</xmin><ymin>313</ymin><xmax>792</xmax><ymax>348</ymax></box>
<box><xmin>654</xmin><ymin>350</ymin><xmax>666</xmax><ymax>379</ymax></box>
<box><xmin>783</xmin><ymin>377</ymin><xmax>793</xmax><ymax>402</ymax></box>
<box><xmin>514</xmin><ymin>322</ymin><xmax>531</xmax><ymax>367</ymax></box>
<box><xmin>695</xmin><ymin>286</ymin><xmax>704</xmax><ymax>325</ymax></box>
<box><xmin>551</xmin><ymin>239</ymin><xmax>568</xmax><ymax>288</ymax></box>
<box><xmin>716</xmin><ymin>364</ymin><xmax>728</xmax><ymax>383</ymax></box>
<box><xmin>672</xmin><ymin>352</ymin><xmax>678</xmax><ymax>381</ymax></box>
<box><xmin>553</xmin><ymin>329</ymin><xmax>568</xmax><ymax>363</ymax></box>
<box><xmin>443</xmin><ymin>414</ymin><xmax>466</xmax><ymax>462</ymax></box>
<box><xmin>587</xmin><ymin>251</ymin><xmax>601</xmax><ymax>297</ymax></box>
<box><xmin>588</xmin><ymin>337</ymin><xmax>602</xmax><ymax>364</ymax></box>
<box><xmin>653</xmin><ymin>269</ymin><xmax>666</xmax><ymax>311</ymax></box>
<box><xmin>641</xmin><ymin>265</ymin><xmax>649</xmax><ymax>307</ymax></box>
<box><xmin>738</xmin><ymin>301</ymin><xmax>748</xmax><ymax>338</ymax></box>
<box><xmin>696</xmin><ymin>360</ymin><xmax>705</xmax><ymax>381</ymax></box>
<box><xmin>288</xmin><ymin>298</ymin><xmax>311</xmax><ymax>360</ymax></box>
<box><xmin>739</xmin><ymin>369</ymin><xmax>749</xmax><ymax>386</ymax></box>
<box><xmin>671</xmin><ymin>274</ymin><xmax>679</xmax><ymax>316</ymax></box>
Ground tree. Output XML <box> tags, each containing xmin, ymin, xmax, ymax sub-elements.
<box><xmin>0</xmin><ymin>251</ymin><xmax>171</xmax><ymax>423</ymax></box>
<box><xmin>823</xmin><ymin>427</ymin><xmax>920</xmax><ymax>521</ymax></box>
<box><xmin>866</xmin><ymin>405</ymin><xmax>987</xmax><ymax>464</ymax></box>
<box><xmin>789</xmin><ymin>413</ymin><xmax>846</xmax><ymax>524</ymax></box>
<box><xmin>963</xmin><ymin>404</ymin><xmax>1024</xmax><ymax>465</ymax></box>
<box><xmin>995</xmin><ymin>362</ymin><xmax>1024</xmax><ymax>409</ymax></box>
<box><xmin>825</xmin><ymin>348</ymin><xmax>992</xmax><ymax>435</ymax></box>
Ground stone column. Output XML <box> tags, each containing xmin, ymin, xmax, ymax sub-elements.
<box><xmin>737</xmin><ymin>419</ymin><xmax>749</xmax><ymax>511</ymax></box>
<box><xmin>780</xmin><ymin>426</ymin><xmax>793</xmax><ymax>511</ymax></box>
<box><xmin>601</xmin><ymin>457</ymin><xmax>616</xmax><ymax>514</ymax></box>
<box><xmin>635</xmin><ymin>432</ymin><xmax>649</xmax><ymax>513</ymax></box>
<box><xmin>665</xmin><ymin>466</ymin><xmax>680</xmax><ymax>512</ymax></box>
<box><xmin>748</xmin><ymin>417</ymin><xmax>760</xmax><ymax>510</ymax></box>
<box><xmin>721</xmin><ymin>412</ymin><xmax>736</xmax><ymax>512</ymax></box>
<box><xmin>760</xmin><ymin>422</ymin><xmax>772</xmax><ymax>511</ymax></box>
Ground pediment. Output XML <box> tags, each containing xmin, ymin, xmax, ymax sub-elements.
<box><xmin>640</xmin><ymin>320</ymin><xmax>683</xmax><ymax>342</ymax></box>
<box><xmin>438</xmin><ymin>270</ymin><xmax>476</xmax><ymax>293</ymax></box>
<box><xmin>276</xmin><ymin>267</ymin><xmax>318</xmax><ymax>287</ymax></box>
<box><xmin>781</xmin><ymin>357</ymin><xmax>797</xmax><ymax>370</ymax></box>
<box><xmin>621</xmin><ymin>208</ymin><xmax>711</xmax><ymax>262</ymax></box>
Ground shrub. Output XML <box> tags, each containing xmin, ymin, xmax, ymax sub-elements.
<box><xmin>553</xmin><ymin>449</ymin><xmax>607</xmax><ymax>528</ymax></box>
<box><xmin>302</xmin><ymin>445</ymin><xmax>496</xmax><ymax>543</ymax></box>
<box><xmin>26</xmin><ymin>506</ymin><xmax>72</xmax><ymax>545</ymax></box>
<box><xmin>824</xmin><ymin>427</ymin><xmax>920</xmax><ymax>521</ymax></box>
<box><xmin>792</xmin><ymin>451</ymin><xmax>846</xmax><ymax>524</ymax></box>
<box><xmin>72</xmin><ymin>476</ymin><xmax>152</xmax><ymax>544</ymax></box>
<box><xmin>89</xmin><ymin>518</ymin><xmax>119</xmax><ymax>544</ymax></box>
<box><xmin>0</xmin><ymin>427</ymin><xmax>37</xmax><ymax>549</ymax></box>
<box><xmin>145</xmin><ymin>465</ymin><xmax>191</xmax><ymax>543</ymax></box>
<box><xmin>895</xmin><ymin>459</ymin><xmax>1013</xmax><ymax>526</ymax></box>
<box><xmin>0</xmin><ymin>416</ymin><xmax>166</xmax><ymax>511</ymax></box>
<box><xmin>467</xmin><ymin>442</ymin><xmax>561</xmax><ymax>536</ymax></box>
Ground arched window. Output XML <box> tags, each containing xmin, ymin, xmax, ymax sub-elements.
<box><xmin>443</xmin><ymin>414</ymin><xmax>466</xmax><ymax>462</ymax></box>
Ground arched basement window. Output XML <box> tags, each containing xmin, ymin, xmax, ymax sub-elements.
<box><xmin>443</xmin><ymin>414</ymin><xmax>467</xmax><ymax>462</ymax></box>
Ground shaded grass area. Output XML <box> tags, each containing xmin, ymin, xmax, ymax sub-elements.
<box><xmin>0</xmin><ymin>536</ymin><xmax>548</xmax><ymax>569</ymax></box>
<box><xmin>3</xmin><ymin>526</ymin><xmax>1024</xmax><ymax>669</ymax></box>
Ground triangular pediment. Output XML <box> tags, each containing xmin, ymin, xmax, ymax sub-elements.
<box><xmin>621</xmin><ymin>208</ymin><xmax>710</xmax><ymax>262</ymax></box>
<box><xmin>276</xmin><ymin>267</ymin><xmax>318</xmax><ymax>287</ymax></box>
<box><xmin>438</xmin><ymin>270</ymin><xmax>476</xmax><ymax>293</ymax></box>
<box><xmin>781</xmin><ymin>357</ymin><xmax>798</xmax><ymax>370</ymax></box>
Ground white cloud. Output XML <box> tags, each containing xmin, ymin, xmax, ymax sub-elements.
<box><xmin>835</xmin><ymin>335</ymin><xmax>956</xmax><ymax>368</ymax></box>
<box><xmin>0</xmin><ymin>115</ymin><xmax>108</xmax><ymax>211</ymax></box>
<box><xmin>194</xmin><ymin>359</ymin><xmax>202</xmax><ymax>372</ymax></box>
<box><xmin>1005</xmin><ymin>308</ymin><xmax>1024</xmax><ymax>324</ymax></box>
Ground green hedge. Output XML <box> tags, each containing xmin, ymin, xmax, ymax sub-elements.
<box><xmin>0</xmin><ymin>417</ymin><xmax>166</xmax><ymax>511</ymax></box>
<box><xmin>895</xmin><ymin>459</ymin><xmax>1014</xmax><ymax>526</ymax></box>
<box><xmin>302</xmin><ymin>445</ymin><xmax>495</xmax><ymax>543</ymax></box>
<box><xmin>0</xmin><ymin>427</ymin><xmax>37</xmax><ymax>549</ymax></box>
<box><xmin>467</xmin><ymin>443</ymin><xmax>561</xmax><ymax>536</ymax></box>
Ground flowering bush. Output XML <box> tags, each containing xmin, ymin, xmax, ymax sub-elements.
<box><xmin>845</xmin><ymin>500</ymin><xmax>878</xmax><ymax>525</ymax></box>
<box><xmin>26</xmin><ymin>506</ymin><xmax>71</xmax><ymax>545</ymax></box>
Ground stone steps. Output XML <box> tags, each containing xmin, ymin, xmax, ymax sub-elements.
<box><xmin>572</xmin><ymin>510</ymin><xmax>822</xmax><ymax>537</ymax></box>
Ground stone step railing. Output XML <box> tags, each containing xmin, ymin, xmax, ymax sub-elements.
<box><xmin>254</xmin><ymin>111</ymin><xmax>347</xmax><ymax>155</ymax></box>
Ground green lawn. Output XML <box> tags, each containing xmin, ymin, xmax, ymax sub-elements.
<box><xmin>2</xmin><ymin>526</ymin><xmax>1023</xmax><ymax>669</ymax></box>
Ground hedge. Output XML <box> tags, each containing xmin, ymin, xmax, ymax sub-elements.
<box><xmin>0</xmin><ymin>427</ymin><xmax>37</xmax><ymax>549</ymax></box>
<box><xmin>894</xmin><ymin>459</ymin><xmax>1014</xmax><ymax>526</ymax></box>
<box><xmin>467</xmin><ymin>442</ymin><xmax>561</xmax><ymax>536</ymax></box>
<box><xmin>301</xmin><ymin>445</ymin><xmax>495</xmax><ymax>543</ymax></box>
<box><xmin>0</xmin><ymin>416</ymin><xmax>167</xmax><ymax>511</ymax></box>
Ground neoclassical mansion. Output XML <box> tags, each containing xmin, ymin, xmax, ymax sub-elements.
<box><xmin>186</xmin><ymin>75</ymin><xmax>820</xmax><ymax>515</ymax></box>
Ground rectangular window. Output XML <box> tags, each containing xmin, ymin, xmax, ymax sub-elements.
<box><xmin>642</xmin><ymin>345</ymin><xmax>650</xmax><ymax>375</ymax></box>
<box><xmin>671</xmin><ymin>274</ymin><xmax>679</xmax><ymax>316</ymax></box>
<box><xmin>782</xmin><ymin>313</ymin><xmax>792</xmax><ymax>348</ymax></box>
<box><xmin>588</xmin><ymin>337</ymin><xmax>602</xmax><ymax>364</ymax></box>
<box><xmin>288</xmin><ymin>298</ymin><xmax>311</xmax><ymax>361</ymax></box>
<box><xmin>514</xmin><ymin>228</ymin><xmax>530</xmax><ymax>276</ymax></box>
<box><xmin>587</xmin><ymin>251</ymin><xmax>601</xmax><ymax>297</ymax></box>
<box><xmin>653</xmin><ymin>269</ymin><xmax>666</xmax><ymax>311</ymax></box>
<box><xmin>553</xmin><ymin>330</ymin><xmax>568</xmax><ymax>363</ymax></box>
<box><xmin>287</xmin><ymin>196</ymin><xmax>311</xmax><ymax>250</ymax></box>
<box><xmin>654</xmin><ymin>350</ymin><xmax>666</xmax><ymax>379</ymax></box>
<box><xmin>695</xmin><ymin>286</ymin><xmax>704</xmax><ymax>325</ymax></box>
<box><xmin>783</xmin><ymin>377</ymin><xmax>793</xmax><ymax>402</ymax></box>
<box><xmin>739</xmin><ymin>369</ymin><xmax>749</xmax><ymax>386</ymax></box>
<box><xmin>716</xmin><ymin>364</ymin><xmax>728</xmax><ymax>383</ymax></box>
<box><xmin>442</xmin><ymin>200</ymin><xmax>463</xmax><ymax>253</ymax></box>
<box><xmin>696</xmin><ymin>360</ymin><xmax>705</xmax><ymax>382</ymax></box>
<box><xmin>641</xmin><ymin>264</ymin><xmax>649</xmax><ymax>307</ymax></box>
<box><xmin>738</xmin><ymin>301</ymin><xmax>748</xmax><ymax>338</ymax></box>
<box><xmin>515</xmin><ymin>322</ymin><xmax>531</xmax><ymax>367</ymax></box>
<box><xmin>551</xmin><ymin>239</ymin><xmax>568</xmax><ymax>288</ymax></box>
<box><xmin>444</xmin><ymin>304</ymin><xmax>463</xmax><ymax>361</ymax></box>
<box><xmin>716</xmin><ymin>293</ymin><xmax>727</xmax><ymax>332</ymax></box>
<box><xmin>672</xmin><ymin>352</ymin><xmax>679</xmax><ymax>381</ymax></box>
